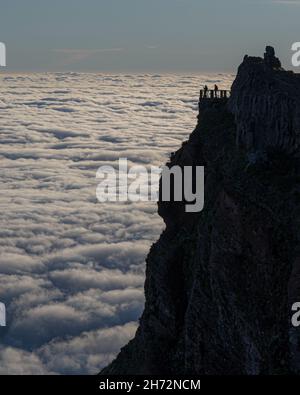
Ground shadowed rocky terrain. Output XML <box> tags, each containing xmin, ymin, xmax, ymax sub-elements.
<box><xmin>101</xmin><ymin>47</ymin><xmax>300</xmax><ymax>375</ymax></box>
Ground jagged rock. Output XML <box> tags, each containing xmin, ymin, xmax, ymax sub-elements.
<box><xmin>228</xmin><ymin>47</ymin><xmax>300</xmax><ymax>155</ymax></box>
<box><xmin>264</xmin><ymin>46</ymin><xmax>282</xmax><ymax>69</ymax></box>
<box><xmin>101</xmin><ymin>48</ymin><xmax>300</xmax><ymax>375</ymax></box>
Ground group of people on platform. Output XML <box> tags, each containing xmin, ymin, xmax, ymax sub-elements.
<box><xmin>200</xmin><ymin>84</ymin><xmax>229</xmax><ymax>99</ymax></box>
<box><xmin>203</xmin><ymin>84</ymin><xmax>218</xmax><ymax>97</ymax></box>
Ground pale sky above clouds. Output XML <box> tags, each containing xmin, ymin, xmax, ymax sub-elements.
<box><xmin>0</xmin><ymin>0</ymin><xmax>299</xmax><ymax>72</ymax></box>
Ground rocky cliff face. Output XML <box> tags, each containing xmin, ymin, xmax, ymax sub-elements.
<box><xmin>101</xmin><ymin>48</ymin><xmax>300</xmax><ymax>375</ymax></box>
<box><xmin>228</xmin><ymin>47</ymin><xmax>300</xmax><ymax>155</ymax></box>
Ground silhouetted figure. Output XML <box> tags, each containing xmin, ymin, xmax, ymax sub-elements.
<box><xmin>264</xmin><ymin>46</ymin><xmax>281</xmax><ymax>70</ymax></box>
<box><xmin>203</xmin><ymin>85</ymin><xmax>208</xmax><ymax>98</ymax></box>
<box><xmin>214</xmin><ymin>84</ymin><xmax>219</xmax><ymax>98</ymax></box>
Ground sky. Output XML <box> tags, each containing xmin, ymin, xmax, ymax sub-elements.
<box><xmin>0</xmin><ymin>0</ymin><xmax>299</xmax><ymax>72</ymax></box>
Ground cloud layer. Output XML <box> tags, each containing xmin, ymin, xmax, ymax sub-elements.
<box><xmin>0</xmin><ymin>72</ymin><xmax>233</xmax><ymax>374</ymax></box>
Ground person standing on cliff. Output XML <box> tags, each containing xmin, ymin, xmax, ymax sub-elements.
<box><xmin>214</xmin><ymin>84</ymin><xmax>219</xmax><ymax>98</ymax></box>
<box><xmin>203</xmin><ymin>85</ymin><xmax>208</xmax><ymax>98</ymax></box>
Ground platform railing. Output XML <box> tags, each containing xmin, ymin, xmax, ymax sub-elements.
<box><xmin>199</xmin><ymin>89</ymin><xmax>231</xmax><ymax>100</ymax></box>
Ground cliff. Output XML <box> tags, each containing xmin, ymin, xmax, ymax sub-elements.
<box><xmin>229</xmin><ymin>46</ymin><xmax>300</xmax><ymax>155</ymax></box>
<box><xmin>101</xmin><ymin>47</ymin><xmax>300</xmax><ymax>375</ymax></box>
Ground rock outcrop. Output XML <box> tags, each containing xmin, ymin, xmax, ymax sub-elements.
<box><xmin>101</xmin><ymin>47</ymin><xmax>300</xmax><ymax>375</ymax></box>
<box><xmin>228</xmin><ymin>48</ymin><xmax>300</xmax><ymax>155</ymax></box>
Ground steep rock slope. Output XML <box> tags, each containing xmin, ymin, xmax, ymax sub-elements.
<box><xmin>101</xmin><ymin>48</ymin><xmax>300</xmax><ymax>375</ymax></box>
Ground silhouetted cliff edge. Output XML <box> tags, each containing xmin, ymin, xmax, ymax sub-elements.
<box><xmin>101</xmin><ymin>47</ymin><xmax>300</xmax><ymax>375</ymax></box>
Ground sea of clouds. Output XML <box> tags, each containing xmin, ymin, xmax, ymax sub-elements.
<box><xmin>0</xmin><ymin>72</ymin><xmax>233</xmax><ymax>374</ymax></box>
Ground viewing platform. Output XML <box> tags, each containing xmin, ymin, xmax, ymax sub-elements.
<box><xmin>199</xmin><ymin>89</ymin><xmax>231</xmax><ymax>100</ymax></box>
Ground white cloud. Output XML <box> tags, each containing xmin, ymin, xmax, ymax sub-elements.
<box><xmin>0</xmin><ymin>347</ymin><xmax>52</xmax><ymax>375</ymax></box>
<box><xmin>38</xmin><ymin>322</ymin><xmax>138</xmax><ymax>374</ymax></box>
<box><xmin>0</xmin><ymin>72</ymin><xmax>233</xmax><ymax>374</ymax></box>
<box><xmin>0</xmin><ymin>253</ymin><xmax>44</xmax><ymax>274</ymax></box>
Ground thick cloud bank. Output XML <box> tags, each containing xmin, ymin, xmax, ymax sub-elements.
<box><xmin>0</xmin><ymin>72</ymin><xmax>233</xmax><ymax>374</ymax></box>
